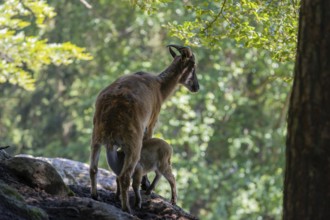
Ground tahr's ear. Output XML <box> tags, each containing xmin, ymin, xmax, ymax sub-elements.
<box><xmin>180</xmin><ymin>47</ymin><xmax>193</xmax><ymax>59</ymax></box>
<box><xmin>167</xmin><ymin>44</ymin><xmax>193</xmax><ymax>60</ymax></box>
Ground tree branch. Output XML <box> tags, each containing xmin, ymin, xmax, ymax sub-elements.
<box><xmin>79</xmin><ymin>0</ymin><xmax>92</xmax><ymax>9</ymax></box>
<box><xmin>0</xmin><ymin>51</ymin><xmax>14</xmax><ymax>63</ymax></box>
<box><xmin>0</xmin><ymin>146</ymin><xmax>10</xmax><ymax>150</ymax></box>
<box><xmin>202</xmin><ymin>0</ymin><xmax>227</xmax><ymax>33</ymax></box>
<box><xmin>19</xmin><ymin>0</ymin><xmax>37</xmax><ymax>25</ymax></box>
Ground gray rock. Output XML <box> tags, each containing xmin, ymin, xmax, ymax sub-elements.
<box><xmin>18</xmin><ymin>155</ymin><xmax>117</xmax><ymax>192</ymax></box>
<box><xmin>3</xmin><ymin>157</ymin><xmax>72</xmax><ymax>196</ymax></box>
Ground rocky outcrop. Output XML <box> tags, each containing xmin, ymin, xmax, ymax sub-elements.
<box><xmin>0</xmin><ymin>149</ymin><xmax>198</xmax><ymax>220</ymax></box>
<box><xmin>17</xmin><ymin>155</ymin><xmax>117</xmax><ymax>192</ymax></box>
<box><xmin>3</xmin><ymin>157</ymin><xmax>73</xmax><ymax>197</ymax></box>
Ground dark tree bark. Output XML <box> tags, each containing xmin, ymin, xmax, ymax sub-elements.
<box><xmin>284</xmin><ymin>0</ymin><xmax>330</xmax><ymax>219</ymax></box>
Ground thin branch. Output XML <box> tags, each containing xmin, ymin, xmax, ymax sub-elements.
<box><xmin>202</xmin><ymin>0</ymin><xmax>227</xmax><ymax>33</ymax></box>
<box><xmin>220</xmin><ymin>11</ymin><xmax>232</xmax><ymax>25</ymax></box>
<box><xmin>79</xmin><ymin>0</ymin><xmax>93</xmax><ymax>9</ymax></box>
<box><xmin>0</xmin><ymin>146</ymin><xmax>10</xmax><ymax>150</ymax></box>
<box><xmin>275</xmin><ymin>87</ymin><xmax>291</xmax><ymax>129</ymax></box>
<box><xmin>290</xmin><ymin>0</ymin><xmax>298</xmax><ymax>17</ymax></box>
<box><xmin>19</xmin><ymin>0</ymin><xmax>37</xmax><ymax>25</ymax></box>
<box><xmin>0</xmin><ymin>51</ymin><xmax>14</xmax><ymax>63</ymax></box>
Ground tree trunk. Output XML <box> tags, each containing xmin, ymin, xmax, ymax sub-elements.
<box><xmin>284</xmin><ymin>0</ymin><xmax>330</xmax><ymax>219</ymax></box>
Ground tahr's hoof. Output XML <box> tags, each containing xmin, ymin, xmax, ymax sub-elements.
<box><xmin>135</xmin><ymin>202</ymin><xmax>142</xmax><ymax>209</ymax></box>
<box><xmin>91</xmin><ymin>193</ymin><xmax>98</xmax><ymax>200</ymax></box>
<box><xmin>145</xmin><ymin>189</ymin><xmax>151</xmax><ymax>195</ymax></box>
<box><xmin>122</xmin><ymin>206</ymin><xmax>132</xmax><ymax>214</ymax></box>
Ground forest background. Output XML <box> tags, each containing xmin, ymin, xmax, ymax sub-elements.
<box><xmin>0</xmin><ymin>0</ymin><xmax>299</xmax><ymax>219</ymax></box>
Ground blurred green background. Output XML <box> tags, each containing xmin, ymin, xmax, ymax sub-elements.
<box><xmin>0</xmin><ymin>0</ymin><xmax>297</xmax><ymax>219</ymax></box>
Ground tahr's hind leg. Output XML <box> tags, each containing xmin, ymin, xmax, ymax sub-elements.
<box><xmin>118</xmin><ymin>144</ymin><xmax>141</xmax><ymax>213</ymax></box>
<box><xmin>115</xmin><ymin>177</ymin><xmax>120</xmax><ymax>200</ymax></box>
<box><xmin>90</xmin><ymin>142</ymin><xmax>101</xmax><ymax>200</ymax></box>
<box><xmin>132</xmin><ymin>165</ymin><xmax>143</xmax><ymax>209</ymax></box>
<box><xmin>162</xmin><ymin>167</ymin><xmax>177</xmax><ymax>205</ymax></box>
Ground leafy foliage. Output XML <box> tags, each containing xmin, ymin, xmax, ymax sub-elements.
<box><xmin>157</xmin><ymin>47</ymin><xmax>291</xmax><ymax>218</ymax></box>
<box><xmin>136</xmin><ymin>0</ymin><xmax>299</xmax><ymax>62</ymax></box>
<box><xmin>0</xmin><ymin>0</ymin><xmax>92</xmax><ymax>90</ymax></box>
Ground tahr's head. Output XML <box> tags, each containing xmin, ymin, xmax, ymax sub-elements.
<box><xmin>167</xmin><ymin>44</ymin><xmax>199</xmax><ymax>93</ymax></box>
